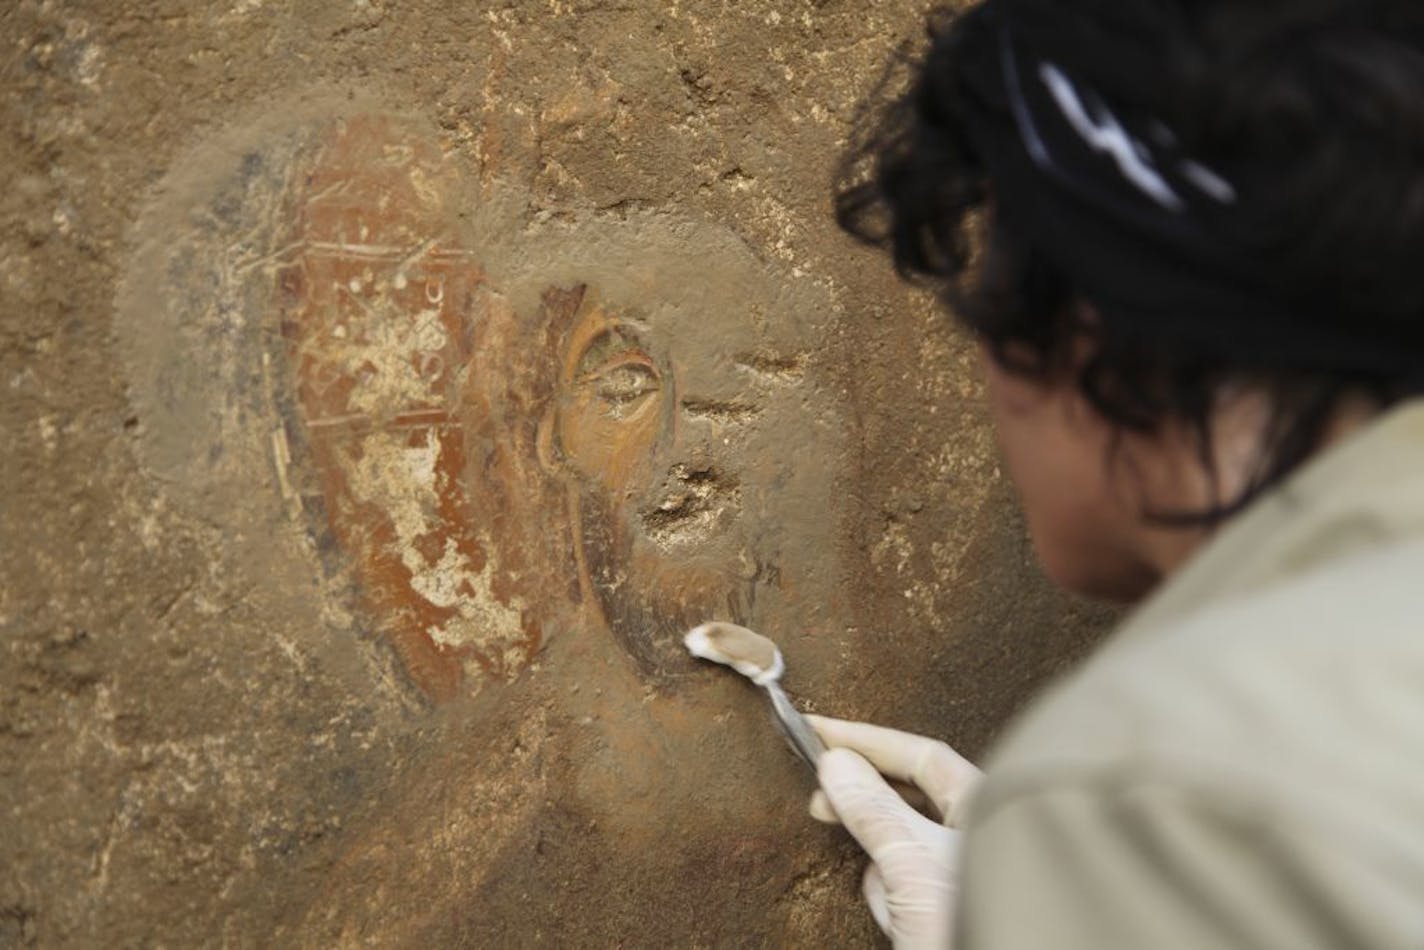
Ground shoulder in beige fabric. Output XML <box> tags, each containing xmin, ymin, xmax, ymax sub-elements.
<box><xmin>956</xmin><ymin>400</ymin><xmax>1424</xmax><ymax>949</ymax></box>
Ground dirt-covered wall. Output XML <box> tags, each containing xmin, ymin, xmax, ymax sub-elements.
<box><xmin>1</xmin><ymin>1</ymin><xmax>1111</xmax><ymax>945</ymax></box>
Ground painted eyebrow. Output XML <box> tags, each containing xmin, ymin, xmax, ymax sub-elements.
<box><xmin>573</xmin><ymin>325</ymin><xmax>656</xmax><ymax>378</ymax></box>
<box><xmin>577</xmin><ymin>351</ymin><xmax>659</xmax><ymax>384</ymax></box>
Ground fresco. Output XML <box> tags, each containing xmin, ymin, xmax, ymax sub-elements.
<box><xmin>117</xmin><ymin>95</ymin><xmax>858</xmax><ymax>941</ymax></box>
<box><xmin>7</xmin><ymin>3</ymin><xmax>1113</xmax><ymax>944</ymax></box>
<box><xmin>255</xmin><ymin>108</ymin><xmax>844</xmax><ymax>703</ymax></box>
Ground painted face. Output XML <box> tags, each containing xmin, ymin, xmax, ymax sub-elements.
<box><xmin>549</xmin><ymin>288</ymin><xmax>835</xmax><ymax>678</ymax></box>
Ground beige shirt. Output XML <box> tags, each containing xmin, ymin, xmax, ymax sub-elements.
<box><xmin>957</xmin><ymin>400</ymin><xmax>1424</xmax><ymax>949</ymax></box>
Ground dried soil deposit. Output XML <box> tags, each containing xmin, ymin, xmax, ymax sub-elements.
<box><xmin>1</xmin><ymin>1</ymin><xmax>1111</xmax><ymax>945</ymax></box>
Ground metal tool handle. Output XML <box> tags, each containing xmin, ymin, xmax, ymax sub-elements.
<box><xmin>764</xmin><ymin>682</ymin><xmax>827</xmax><ymax>772</ymax></box>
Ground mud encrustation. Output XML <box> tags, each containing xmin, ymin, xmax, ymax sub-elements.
<box><xmin>1</xmin><ymin>1</ymin><xmax>1113</xmax><ymax>945</ymax></box>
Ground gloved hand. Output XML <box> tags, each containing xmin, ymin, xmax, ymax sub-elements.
<box><xmin>807</xmin><ymin>715</ymin><xmax>983</xmax><ymax>949</ymax></box>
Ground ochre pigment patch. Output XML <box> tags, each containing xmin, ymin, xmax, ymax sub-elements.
<box><xmin>275</xmin><ymin>114</ymin><xmax>535</xmax><ymax>701</ymax></box>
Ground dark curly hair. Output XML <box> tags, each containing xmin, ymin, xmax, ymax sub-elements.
<box><xmin>837</xmin><ymin>0</ymin><xmax>1424</xmax><ymax>521</ymax></box>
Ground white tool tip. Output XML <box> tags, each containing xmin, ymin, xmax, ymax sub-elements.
<box><xmin>684</xmin><ymin>621</ymin><xmax>785</xmax><ymax>686</ymax></box>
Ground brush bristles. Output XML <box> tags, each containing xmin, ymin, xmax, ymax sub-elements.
<box><xmin>684</xmin><ymin>621</ymin><xmax>784</xmax><ymax>685</ymax></box>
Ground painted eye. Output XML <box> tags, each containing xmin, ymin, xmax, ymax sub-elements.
<box><xmin>571</xmin><ymin>323</ymin><xmax>662</xmax><ymax>416</ymax></box>
<box><xmin>595</xmin><ymin>361</ymin><xmax>660</xmax><ymax>407</ymax></box>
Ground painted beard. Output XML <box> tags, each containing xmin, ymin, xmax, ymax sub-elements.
<box><xmin>575</xmin><ymin>484</ymin><xmax>759</xmax><ymax>681</ymax></box>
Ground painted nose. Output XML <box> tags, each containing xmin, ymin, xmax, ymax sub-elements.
<box><xmin>640</xmin><ymin>458</ymin><xmax>741</xmax><ymax>547</ymax></box>
<box><xmin>664</xmin><ymin>385</ymin><xmax>761</xmax><ymax>466</ymax></box>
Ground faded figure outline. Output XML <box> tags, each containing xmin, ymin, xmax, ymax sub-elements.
<box><xmin>273</xmin><ymin>111</ymin><xmax>844</xmax><ymax>704</ymax></box>
<box><xmin>117</xmin><ymin>96</ymin><xmax>860</xmax><ymax>942</ymax></box>
<box><xmin>267</xmin><ymin>105</ymin><xmax>855</xmax><ymax>943</ymax></box>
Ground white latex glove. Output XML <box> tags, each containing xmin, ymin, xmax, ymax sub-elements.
<box><xmin>807</xmin><ymin>715</ymin><xmax>983</xmax><ymax>949</ymax></box>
